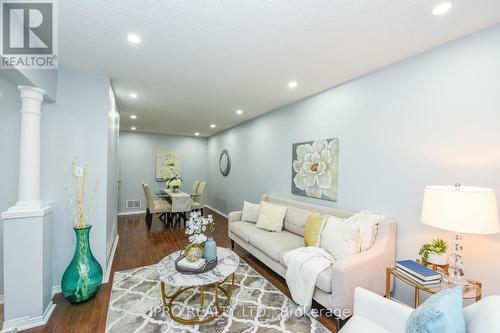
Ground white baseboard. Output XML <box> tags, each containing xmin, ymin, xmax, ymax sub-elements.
<box><xmin>51</xmin><ymin>285</ymin><xmax>62</xmax><ymax>298</ymax></box>
<box><xmin>1</xmin><ymin>300</ymin><xmax>55</xmax><ymax>333</ymax></box>
<box><xmin>117</xmin><ymin>210</ymin><xmax>146</xmax><ymax>216</ymax></box>
<box><xmin>104</xmin><ymin>234</ymin><xmax>119</xmax><ymax>283</ymax></box>
<box><xmin>205</xmin><ymin>205</ymin><xmax>228</xmax><ymax>218</ymax></box>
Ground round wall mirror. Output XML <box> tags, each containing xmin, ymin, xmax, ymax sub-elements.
<box><xmin>219</xmin><ymin>149</ymin><xmax>231</xmax><ymax>176</ymax></box>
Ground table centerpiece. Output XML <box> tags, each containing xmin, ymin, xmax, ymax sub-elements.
<box><xmin>168</xmin><ymin>177</ymin><xmax>183</xmax><ymax>192</ymax></box>
<box><xmin>183</xmin><ymin>211</ymin><xmax>216</xmax><ymax>263</ymax></box>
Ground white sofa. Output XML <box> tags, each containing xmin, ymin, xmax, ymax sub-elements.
<box><xmin>340</xmin><ymin>287</ymin><xmax>500</xmax><ymax>332</ymax></box>
<box><xmin>228</xmin><ymin>194</ymin><xmax>397</xmax><ymax>319</ymax></box>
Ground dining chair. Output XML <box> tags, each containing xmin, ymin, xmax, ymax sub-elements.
<box><xmin>191</xmin><ymin>180</ymin><xmax>200</xmax><ymax>196</ymax></box>
<box><xmin>191</xmin><ymin>181</ymin><xmax>207</xmax><ymax>215</ymax></box>
<box><xmin>142</xmin><ymin>182</ymin><xmax>172</xmax><ymax>230</ymax></box>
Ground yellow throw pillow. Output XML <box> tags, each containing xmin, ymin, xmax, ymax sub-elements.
<box><xmin>304</xmin><ymin>213</ymin><xmax>325</xmax><ymax>246</ymax></box>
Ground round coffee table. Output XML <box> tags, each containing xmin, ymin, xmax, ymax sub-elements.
<box><xmin>157</xmin><ymin>247</ymin><xmax>239</xmax><ymax>325</ymax></box>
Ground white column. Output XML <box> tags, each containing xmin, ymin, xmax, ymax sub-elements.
<box><xmin>1</xmin><ymin>85</ymin><xmax>54</xmax><ymax>332</ymax></box>
<box><xmin>15</xmin><ymin>85</ymin><xmax>46</xmax><ymax>209</ymax></box>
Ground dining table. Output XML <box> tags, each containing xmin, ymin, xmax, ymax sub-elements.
<box><xmin>156</xmin><ymin>188</ymin><xmax>193</xmax><ymax>226</ymax></box>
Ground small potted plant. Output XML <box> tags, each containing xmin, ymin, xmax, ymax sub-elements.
<box><xmin>419</xmin><ymin>238</ymin><xmax>448</xmax><ymax>265</ymax></box>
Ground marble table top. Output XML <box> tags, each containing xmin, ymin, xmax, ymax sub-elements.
<box><xmin>157</xmin><ymin>247</ymin><xmax>240</xmax><ymax>287</ymax></box>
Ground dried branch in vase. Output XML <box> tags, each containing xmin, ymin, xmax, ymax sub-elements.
<box><xmin>61</xmin><ymin>158</ymin><xmax>99</xmax><ymax>228</ymax></box>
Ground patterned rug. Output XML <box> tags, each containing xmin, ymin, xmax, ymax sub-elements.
<box><xmin>105</xmin><ymin>259</ymin><xmax>332</xmax><ymax>333</ymax></box>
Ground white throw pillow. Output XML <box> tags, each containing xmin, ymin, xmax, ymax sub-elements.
<box><xmin>320</xmin><ymin>215</ymin><xmax>360</xmax><ymax>260</ymax></box>
<box><xmin>256</xmin><ymin>201</ymin><xmax>288</xmax><ymax>232</ymax></box>
<box><xmin>241</xmin><ymin>201</ymin><xmax>260</xmax><ymax>223</ymax></box>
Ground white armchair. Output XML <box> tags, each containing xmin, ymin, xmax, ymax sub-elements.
<box><xmin>339</xmin><ymin>287</ymin><xmax>500</xmax><ymax>333</ymax></box>
<box><xmin>339</xmin><ymin>288</ymin><xmax>412</xmax><ymax>333</ymax></box>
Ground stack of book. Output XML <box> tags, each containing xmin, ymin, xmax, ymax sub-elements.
<box><xmin>396</xmin><ymin>260</ymin><xmax>442</xmax><ymax>286</ymax></box>
<box><xmin>178</xmin><ymin>257</ymin><xmax>206</xmax><ymax>270</ymax></box>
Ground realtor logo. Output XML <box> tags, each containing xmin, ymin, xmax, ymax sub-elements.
<box><xmin>1</xmin><ymin>0</ymin><xmax>58</xmax><ymax>69</ymax></box>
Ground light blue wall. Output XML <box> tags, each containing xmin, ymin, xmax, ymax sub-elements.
<box><xmin>119</xmin><ymin>132</ymin><xmax>208</xmax><ymax>212</ymax></box>
<box><xmin>0</xmin><ymin>74</ymin><xmax>22</xmax><ymax>296</ymax></box>
<box><xmin>207</xmin><ymin>24</ymin><xmax>500</xmax><ymax>302</ymax></box>
<box><xmin>2</xmin><ymin>69</ymin><xmax>57</xmax><ymax>101</ymax></box>
<box><xmin>42</xmin><ymin>68</ymin><xmax>111</xmax><ymax>286</ymax></box>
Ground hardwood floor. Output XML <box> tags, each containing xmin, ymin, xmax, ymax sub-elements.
<box><xmin>22</xmin><ymin>209</ymin><xmax>338</xmax><ymax>333</ymax></box>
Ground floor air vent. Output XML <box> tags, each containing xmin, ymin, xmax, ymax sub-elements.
<box><xmin>126</xmin><ymin>200</ymin><xmax>141</xmax><ymax>209</ymax></box>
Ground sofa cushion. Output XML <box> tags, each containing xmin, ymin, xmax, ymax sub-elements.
<box><xmin>321</xmin><ymin>215</ymin><xmax>360</xmax><ymax>260</ymax></box>
<box><xmin>284</xmin><ymin>206</ymin><xmax>314</xmax><ymax>236</ymax></box>
<box><xmin>303</xmin><ymin>213</ymin><xmax>325</xmax><ymax>246</ymax></box>
<box><xmin>279</xmin><ymin>250</ymin><xmax>332</xmax><ymax>293</ymax></box>
<box><xmin>256</xmin><ymin>202</ymin><xmax>288</xmax><ymax>232</ymax></box>
<box><xmin>229</xmin><ymin>221</ymin><xmax>265</xmax><ymax>243</ymax></box>
<box><xmin>241</xmin><ymin>201</ymin><xmax>260</xmax><ymax>223</ymax></box>
<box><xmin>249</xmin><ymin>230</ymin><xmax>304</xmax><ymax>261</ymax></box>
<box><xmin>339</xmin><ymin>315</ymin><xmax>391</xmax><ymax>333</ymax></box>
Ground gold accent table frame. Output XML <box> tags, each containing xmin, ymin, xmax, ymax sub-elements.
<box><xmin>157</xmin><ymin>247</ymin><xmax>240</xmax><ymax>325</ymax></box>
<box><xmin>160</xmin><ymin>273</ymin><xmax>236</xmax><ymax>325</ymax></box>
<box><xmin>386</xmin><ymin>266</ymin><xmax>482</xmax><ymax>308</ymax></box>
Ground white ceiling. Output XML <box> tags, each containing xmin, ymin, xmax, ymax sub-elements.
<box><xmin>59</xmin><ymin>0</ymin><xmax>500</xmax><ymax>137</ymax></box>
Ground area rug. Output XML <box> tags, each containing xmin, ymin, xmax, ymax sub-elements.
<box><xmin>105</xmin><ymin>259</ymin><xmax>332</xmax><ymax>332</ymax></box>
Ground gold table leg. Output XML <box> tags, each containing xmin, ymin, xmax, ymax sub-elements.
<box><xmin>160</xmin><ymin>273</ymin><xmax>236</xmax><ymax>325</ymax></box>
<box><xmin>386</xmin><ymin>267</ymin><xmax>391</xmax><ymax>299</ymax></box>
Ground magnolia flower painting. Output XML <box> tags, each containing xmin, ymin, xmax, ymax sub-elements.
<box><xmin>292</xmin><ymin>138</ymin><xmax>338</xmax><ymax>201</ymax></box>
<box><xmin>156</xmin><ymin>150</ymin><xmax>181</xmax><ymax>181</ymax></box>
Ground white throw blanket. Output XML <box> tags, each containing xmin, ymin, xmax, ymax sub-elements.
<box><xmin>354</xmin><ymin>210</ymin><xmax>386</xmax><ymax>252</ymax></box>
<box><xmin>283</xmin><ymin>246</ymin><xmax>335</xmax><ymax>310</ymax></box>
<box><xmin>283</xmin><ymin>211</ymin><xmax>386</xmax><ymax>310</ymax></box>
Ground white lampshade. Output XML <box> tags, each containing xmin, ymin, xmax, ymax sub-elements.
<box><xmin>421</xmin><ymin>185</ymin><xmax>500</xmax><ymax>234</ymax></box>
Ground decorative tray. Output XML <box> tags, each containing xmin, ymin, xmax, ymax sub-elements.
<box><xmin>174</xmin><ymin>254</ymin><xmax>218</xmax><ymax>275</ymax></box>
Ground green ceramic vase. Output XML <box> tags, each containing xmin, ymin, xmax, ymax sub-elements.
<box><xmin>61</xmin><ymin>225</ymin><xmax>103</xmax><ymax>303</ymax></box>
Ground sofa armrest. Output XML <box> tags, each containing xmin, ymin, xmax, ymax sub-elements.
<box><xmin>330</xmin><ymin>221</ymin><xmax>396</xmax><ymax>319</ymax></box>
<box><xmin>228</xmin><ymin>211</ymin><xmax>242</xmax><ymax>223</ymax></box>
<box><xmin>354</xmin><ymin>287</ymin><xmax>412</xmax><ymax>332</ymax></box>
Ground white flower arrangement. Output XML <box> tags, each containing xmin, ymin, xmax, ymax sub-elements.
<box><xmin>185</xmin><ymin>211</ymin><xmax>215</xmax><ymax>244</ymax></box>
<box><xmin>168</xmin><ymin>178</ymin><xmax>183</xmax><ymax>190</ymax></box>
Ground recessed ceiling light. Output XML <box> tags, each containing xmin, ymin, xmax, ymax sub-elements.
<box><xmin>210</xmin><ymin>124</ymin><xmax>216</xmax><ymax>128</ymax></box>
<box><xmin>130</xmin><ymin>114</ymin><xmax>137</xmax><ymax>119</ymax></box>
<box><xmin>236</xmin><ymin>109</ymin><xmax>243</xmax><ymax>115</ymax></box>
<box><xmin>288</xmin><ymin>81</ymin><xmax>298</xmax><ymax>89</ymax></box>
<box><xmin>195</xmin><ymin>132</ymin><xmax>200</xmax><ymax>136</ymax></box>
<box><xmin>129</xmin><ymin>92</ymin><xmax>138</xmax><ymax>98</ymax></box>
<box><xmin>432</xmin><ymin>2</ymin><xmax>452</xmax><ymax>16</ymax></box>
<box><xmin>127</xmin><ymin>34</ymin><xmax>142</xmax><ymax>44</ymax></box>
<box><xmin>131</xmin><ymin>126</ymin><xmax>136</xmax><ymax>130</ymax></box>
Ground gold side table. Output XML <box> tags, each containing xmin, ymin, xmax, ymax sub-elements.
<box><xmin>386</xmin><ymin>266</ymin><xmax>482</xmax><ymax>308</ymax></box>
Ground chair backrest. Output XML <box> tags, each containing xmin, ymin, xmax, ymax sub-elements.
<box><xmin>192</xmin><ymin>180</ymin><xmax>200</xmax><ymax>195</ymax></box>
<box><xmin>196</xmin><ymin>181</ymin><xmax>207</xmax><ymax>204</ymax></box>
<box><xmin>142</xmin><ymin>182</ymin><xmax>154</xmax><ymax>210</ymax></box>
